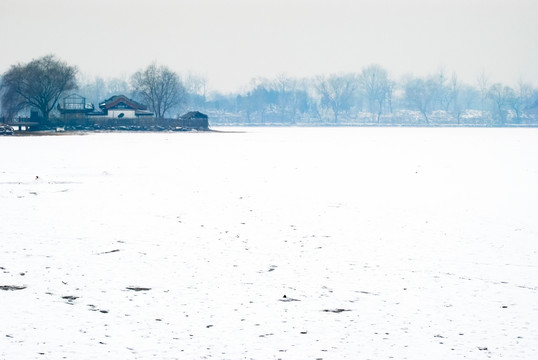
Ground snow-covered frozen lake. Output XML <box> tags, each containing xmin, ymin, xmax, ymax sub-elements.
<box><xmin>1</xmin><ymin>127</ymin><xmax>537</xmax><ymax>359</ymax></box>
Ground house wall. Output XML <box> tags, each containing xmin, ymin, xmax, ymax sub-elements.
<box><xmin>108</xmin><ymin>109</ymin><xmax>137</xmax><ymax>118</ymax></box>
<box><xmin>62</xmin><ymin>112</ymin><xmax>88</xmax><ymax>120</ymax></box>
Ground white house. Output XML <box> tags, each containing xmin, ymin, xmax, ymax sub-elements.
<box><xmin>92</xmin><ymin>95</ymin><xmax>154</xmax><ymax>119</ymax></box>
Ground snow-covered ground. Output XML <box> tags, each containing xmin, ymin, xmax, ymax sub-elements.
<box><xmin>1</xmin><ymin>127</ymin><xmax>537</xmax><ymax>359</ymax></box>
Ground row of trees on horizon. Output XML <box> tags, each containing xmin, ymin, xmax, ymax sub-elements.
<box><xmin>1</xmin><ymin>55</ymin><xmax>537</xmax><ymax>126</ymax></box>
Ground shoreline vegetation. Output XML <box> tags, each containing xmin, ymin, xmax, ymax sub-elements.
<box><xmin>8</xmin><ymin>128</ymin><xmax>240</xmax><ymax>137</ymax></box>
<box><xmin>6</xmin><ymin>123</ymin><xmax>538</xmax><ymax>138</ymax></box>
<box><xmin>3</xmin><ymin>120</ymin><xmax>538</xmax><ymax>137</ymax></box>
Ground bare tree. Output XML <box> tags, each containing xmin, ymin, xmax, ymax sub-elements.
<box><xmin>244</xmin><ymin>83</ymin><xmax>277</xmax><ymax>124</ymax></box>
<box><xmin>315</xmin><ymin>74</ymin><xmax>358</xmax><ymax>123</ymax></box>
<box><xmin>273</xmin><ymin>75</ymin><xmax>294</xmax><ymax>123</ymax></box>
<box><xmin>359</xmin><ymin>64</ymin><xmax>390</xmax><ymax>122</ymax></box>
<box><xmin>432</xmin><ymin>71</ymin><xmax>453</xmax><ymax>112</ymax></box>
<box><xmin>476</xmin><ymin>71</ymin><xmax>490</xmax><ymax>111</ymax></box>
<box><xmin>183</xmin><ymin>72</ymin><xmax>207</xmax><ymax>97</ymax></box>
<box><xmin>507</xmin><ymin>81</ymin><xmax>533</xmax><ymax>123</ymax></box>
<box><xmin>435</xmin><ymin>73</ymin><xmax>467</xmax><ymax>123</ymax></box>
<box><xmin>0</xmin><ymin>55</ymin><xmax>77</xmax><ymax>122</ymax></box>
<box><xmin>487</xmin><ymin>83</ymin><xmax>515</xmax><ymax>125</ymax></box>
<box><xmin>271</xmin><ymin>75</ymin><xmax>310</xmax><ymax>124</ymax></box>
<box><xmin>131</xmin><ymin>63</ymin><xmax>186</xmax><ymax>119</ymax></box>
<box><xmin>451</xmin><ymin>82</ymin><xmax>479</xmax><ymax>125</ymax></box>
<box><xmin>183</xmin><ymin>72</ymin><xmax>208</xmax><ymax>110</ymax></box>
<box><xmin>106</xmin><ymin>76</ymin><xmax>130</xmax><ymax>97</ymax></box>
<box><xmin>404</xmin><ymin>76</ymin><xmax>438</xmax><ymax>123</ymax></box>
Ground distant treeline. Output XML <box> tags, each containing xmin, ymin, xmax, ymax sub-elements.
<box><xmin>78</xmin><ymin>65</ymin><xmax>538</xmax><ymax>127</ymax></box>
<box><xmin>2</xmin><ymin>56</ymin><xmax>538</xmax><ymax>127</ymax></box>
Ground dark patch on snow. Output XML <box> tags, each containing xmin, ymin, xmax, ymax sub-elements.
<box><xmin>0</xmin><ymin>285</ymin><xmax>26</xmax><ymax>291</ymax></box>
<box><xmin>356</xmin><ymin>290</ymin><xmax>378</xmax><ymax>295</ymax></box>
<box><xmin>62</xmin><ymin>295</ymin><xmax>79</xmax><ymax>304</ymax></box>
<box><xmin>97</xmin><ymin>249</ymin><xmax>120</xmax><ymax>255</ymax></box>
<box><xmin>88</xmin><ymin>304</ymin><xmax>108</xmax><ymax>313</ymax></box>
<box><xmin>322</xmin><ymin>308</ymin><xmax>350</xmax><ymax>313</ymax></box>
<box><xmin>126</xmin><ymin>286</ymin><xmax>151</xmax><ymax>291</ymax></box>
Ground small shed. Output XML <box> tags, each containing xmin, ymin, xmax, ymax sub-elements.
<box><xmin>178</xmin><ymin>111</ymin><xmax>209</xmax><ymax>130</ymax></box>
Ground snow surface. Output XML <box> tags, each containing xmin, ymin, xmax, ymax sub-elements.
<box><xmin>1</xmin><ymin>127</ymin><xmax>538</xmax><ymax>359</ymax></box>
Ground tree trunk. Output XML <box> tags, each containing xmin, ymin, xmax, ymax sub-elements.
<box><xmin>421</xmin><ymin>110</ymin><xmax>429</xmax><ymax>124</ymax></box>
<box><xmin>40</xmin><ymin>107</ymin><xmax>49</xmax><ymax>123</ymax></box>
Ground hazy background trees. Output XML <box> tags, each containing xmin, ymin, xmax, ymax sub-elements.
<box><xmin>77</xmin><ymin>74</ymin><xmax>131</xmax><ymax>109</ymax></box>
<box><xmin>183</xmin><ymin>72</ymin><xmax>208</xmax><ymax>111</ymax></box>
<box><xmin>0</xmin><ymin>55</ymin><xmax>77</xmax><ymax>122</ymax></box>
<box><xmin>404</xmin><ymin>76</ymin><xmax>438</xmax><ymax>123</ymax></box>
<box><xmin>3</xmin><ymin>55</ymin><xmax>536</xmax><ymax>126</ymax></box>
<box><xmin>487</xmin><ymin>83</ymin><xmax>514</xmax><ymax>125</ymax></box>
<box><xmin>206</xmin><ymin>68</ymin><xmax>535</xmax><ymax>125</ymax></box>
<box><xmin>315</xmin><ymin>74</ymin><xmax>358</xmax><ymax>123</ymax></box>
<box><xmin>509</xmin><ymin>82</ymin><xmax>534</xmax><ymax>124</ymax></box>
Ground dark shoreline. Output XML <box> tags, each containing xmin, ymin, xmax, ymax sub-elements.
<box><xmin>5</xmin><ymin>123</ymin><xmax>538</xmax><ymax>137</ymax></box>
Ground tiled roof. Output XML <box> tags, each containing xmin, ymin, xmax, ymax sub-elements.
<box><xmin>99</xmin><ymin>95</ymin><xmax>148</xmax><ymax>111</ymax></box>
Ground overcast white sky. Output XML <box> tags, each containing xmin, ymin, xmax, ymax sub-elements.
<box><xmin>1</xmin><ymin>0</ymin><xmax>537</xmax><ymax>93</ymax></box>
